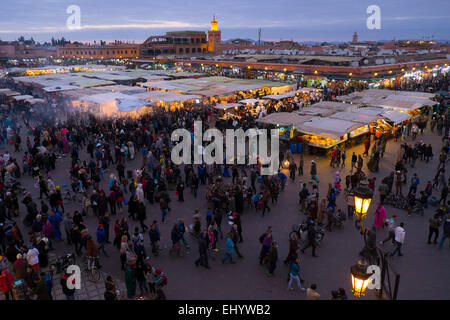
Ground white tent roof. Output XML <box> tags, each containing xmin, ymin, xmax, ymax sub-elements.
<box><xmin>296</xmin><ymin>107</ymin><xmax>337</xmax><ymax>117</ymax></box>
<box><xmin>80</xmin><ymin>92</ymin><xmax>133</xmax><ymax>104</ymax></box>
<box><xmin>26</xmin><ymin>98</ymin><xmax>46</xmax><ymax>105</ymax></box>
<box><xmin>214</xmin><ymin>103</ymin><xmax>242</xmax><ymax>110</ymax></box>
<box><xmin>239</xmin><ymin>98</ymin><xmax>265</xmax><ymax>104</ymax></box>
<box><xmin>353</xmin><ymin>107</ymin><xmax>385</xmax><ymax>116</ymax></box>
<box><xmin>381</xmin><ymin>110</ymin><xmax>411</xmax><ymax>124</ymax></box>
<box><xmin>1</xmin><ymin>90</ymin><xmax>21</xmax><ymax>96</ymax></box>
<box><xmin>370</xmin><ymin>99</ymin><xmax>432</xmax><ymax>111</ymax></box>
<box><xmin>43</xmin><ymin>85</ymin><xmax>79</xmax><ymax>92</ymax></box>
<box><xmin>295</xmin><ymin>117</ymin><xmax>363</xmax><ymax>140</ymax></box>
<box><xmin>256</xmin><ymin>112</ymin><xmax>312</xmax><ymax>126</ymax></box>
<box><xmin>309</xmin><ymin>101</ymin><xmax>356</xmax><ymax>112</ymax></box>
<box><xmin>329</xmin><ymin>111</ymin><xmax>380</xmax><ymax>124</ymax></box>
<box><xmin>92</xmin><ymin>85</ymin><xmax>146</xmax><ymax>95</ymax></box>
<box><xmin>263</xmin><ymin>94</ymin><xmax>287</xmax><ymax>100</ymax></box>
<box><xmin>133</xmin><ymin>91</ymin><xmax>200</xmax><ymax>102</ymax></box>
<box><xmin>116</xmin><ymin>99</ymin><xmax>148</xmax><ymax>113</ymax></box>
<box><xmin>298</xmin><ymin>87</ymin><xmax>320</xmax><ymax>93</ymax></box>
<box><xmin>13</xmin><ymin>95</ymin><xmax>34</xmax><ymax>101</ymax></box>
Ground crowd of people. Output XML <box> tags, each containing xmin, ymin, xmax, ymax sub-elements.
<box><xmin>0</xmin><ymin>66</ymin><xmax>448</xmax><ymax>300</ymax></box>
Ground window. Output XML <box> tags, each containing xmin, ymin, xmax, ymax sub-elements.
<box><xmin>196</xmin><ymin>38</ymin><xmax>200</xmax><ymax>43</ymax></box>
<box><xmin>179</xmin><ymin>48</ymin><xmax>183</xmax><ymax>53</ymax></box>
<box><xmin>191</xmin><ymin>38</ymin><xmax>194</xmax><ymax>44</ymax></box>
<box><xmin>125</xmin><ymin>50</ymin><xmax>127</xmax><ymax>54</ymax></box>
<box><xmin>185</xmin><ymin>48</ymin><xmax>190</xmax><ymax>53</ymax></box>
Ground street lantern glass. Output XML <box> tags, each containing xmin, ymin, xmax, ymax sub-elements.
<box><xmin>353</xmin><ymin>180</ymin><xmax>373</xmax><ymax>220</ymax></box>
<box><xmin>351</xmin><ymin>264</ymin><xmax>371</xmax><ymax>298</ymax></box>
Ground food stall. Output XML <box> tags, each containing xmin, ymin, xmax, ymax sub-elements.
<box><xmin>296</xmin><ymin>106</ymin><xmax>337</xmax><ymax>117</ymax></box>
<box><xmin>256</xmin><ymin>112</ymin><xmax>312</xmax><ymax>153</ymax></box>
<box><xmin>213</xmin><ymin>103</ymin><xmax>244</xmax><ymax>120</ymax></box>
<box><xmin>294</xmin><ymin>117</ymin><xmax>365</xmax><ymax>151</ymax></box>
<box><xmin>79</xmin><ymin>92</ymin><xmax>148</xmax><ymax>117</ymax></box>
<box><xmin>133</xmin><ymin>90</ymin><xmax>200</xmax><ymax>112</ymax></box>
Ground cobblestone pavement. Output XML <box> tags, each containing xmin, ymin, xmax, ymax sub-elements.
<box><xmin>1</xmin><ymin>119</ymin><xmax>450</xmax><ymax>300</ymax></box>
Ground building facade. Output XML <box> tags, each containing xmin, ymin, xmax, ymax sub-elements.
<box><xmin>140</xmin><ymin>31</ymin><xmax>208</xmax><ymax>58</ymax></box>
<box><xmin>56</xmin><ymin>41</ymin><xmax>140</xmax><ymax>59</ymax></box>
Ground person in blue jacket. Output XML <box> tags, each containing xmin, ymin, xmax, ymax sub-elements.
<box><xmin>96</xmin><ymin>224</ymin><xmax>109</xmax><ymax>257</ymax></box>
<box><xmin>48</xmin><ymin>211</ymin><xmax>63</xmax><ymax>241</ymax></box>
<box><xmin>221</xmin><ymin>233</ymin><xmax>235</xmax><ymax>264</ymax></box>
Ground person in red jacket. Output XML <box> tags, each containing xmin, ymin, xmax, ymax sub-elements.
<box><xmin>0</xmin><ymin>270</ymin><xmax>15</xmax><ymax>300</ymax></box>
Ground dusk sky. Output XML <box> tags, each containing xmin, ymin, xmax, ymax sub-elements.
<box><xmin>0</xmin><ymin>0</ymin><xmax>449</xmax><ymax>43</ymax></box>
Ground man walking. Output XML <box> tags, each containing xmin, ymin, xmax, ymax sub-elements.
<box><xmin>221</xmin><ymin>233</ymin><xmax>235</xmax><ymax>264</ymax></box>
<box><xmin>390</xmin><ymin>222</ymin><xmax>406</xmax><ymax>257</ymax></box>
<box><xmin>408</xmin><ymin>173</ymin><xmax>420</xmax><ymax>196</ymax></box>
<box><xmin>96</xmin><ymin>224</ymin><xmax>109</xmax><ymax>257</ymax></box>
<box><xmin>288</xmin><ymin>258</ymin><xmax>306</xmax><ymax>292</ymax></box>
<box><xmin>301</xmin><ymin>222</ymin><xmax>318</xmax><ymax>257</ymax></box>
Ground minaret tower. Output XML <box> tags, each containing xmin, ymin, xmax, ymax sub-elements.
<box><xmin>208</xmin><ymin>15</ymin><xmax>221</xmax><ymax>53</ymax></box>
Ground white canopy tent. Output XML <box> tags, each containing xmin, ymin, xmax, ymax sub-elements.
<box><xmin>43</xmin><ymin>85</ymin><xmax>79</xmax><ymax>92</ymax></box>
<box><xmin>329</xmin><ymin>111</ymin><xmax>381</xmax><ymax>124</ymax></box>
<box><xmin>26</xmin><ymin>98</ymin><xmax>46</xmax><ymax>105</ymax></box>
<box><xmin>370</xmin><ymin>99</ymin><xmax>432</xmax><ymax>111</ymax></box>
<box><xmin>256</xmin><ymin>112</ymin><xmax>312</xmax><ymax>126</ymax></box>
<box><xmin>295</xmin><ymin>117</ymin><xmax>363</xmax><ymax>140</ymax></box>
<box><xmin>239</xmin><ymin>98</ymin><xmax>266</xmax><ymax>104</ymax></box>
<box><xmin>353</xmin><ymin>107</ymin><xmax>386</xmax><ymax>116</ymax></box>
<box><xmin>381</xmin><ymin>110</ymin><xmax>411</xmax><ymax>124</ymax></box>
<box><xmin>0</xmin><ymin>89</ymin><xmax>21</xmax><ymax>96</ymax></box>
<box><xmin>308</xmin><ymin>101</ymin><xmax>356</xmax><ymax>112</ymax></box>
<box><xmin>296</xmin><ymin>107</ymin><xmax>337</xmax><ymax>117</ymax></box>
<box><xmin>80</xmin><ymin>92</ymin><xmax>148</xmax><ymax>115</ymax></box>
<box><xmin>13</xmin><ymin>95</ymin><xmax>34</xmax><ymax>101</ymax></box>
<box><xmin>213</xmin><ymin>103</ymin><xmax>243</xmax><ymax>110</ymax></box>
<box><xmin>133</xmin><ymin>91</ymin><xmax>200</xmax><ymax>102</ymax></box>
<box><xmin>263</xmin><ymin>94</ymin><xmax>288</xmax><ymax>100</ymax></box>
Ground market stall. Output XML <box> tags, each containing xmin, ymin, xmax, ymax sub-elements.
<box><xmin>294</xmin><ymin>117</ymin><xmax>364</xmax><ymax>149</ymax></box>
<box><xmin>133</xmin><ymin>90</ymin><xmax>201</xmax><ymax>111</ymax></box>
<box><xmin>79</xmin><ymin>92</ymin><xmax>148</xmax><ymax>117</ymax></box>
<box><xmin>256</xmin><ymin>113</ymin><xmax>313</xmax><ymax>152</ymax></box>
<box><xmin>296</xmin><ymin>106</ymin><xmax>337</xmax><ymax>117</ymax></box>
<box><xmin>213</xmin><ymin>103</ymin><xmax>243</xmax><ymax>119</ymax></box>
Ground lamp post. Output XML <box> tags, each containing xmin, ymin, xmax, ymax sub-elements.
<box><xmin>353</xmin><ymin>177</ymin><xmax>373</xmax><ymax>246</ymax></box>
<box><xmin>350</xmin><ymin>260</ymin><xmax>371</xmax><ymax>298</ymax></box>
<box><xmin>351</xmin><ymin>177</ymin><xmax>374</xmax><ymax>298</ymax></box>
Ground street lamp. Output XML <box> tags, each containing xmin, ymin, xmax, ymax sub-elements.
<box><xmin>351</xmin><ymin>261</ymin><xmax>371</xmax><ymax>298</ymax></box>
<box><xmin>353</xmin><ymin>177</ymin><xmax>373</xmax><ymax>221</ymax></box>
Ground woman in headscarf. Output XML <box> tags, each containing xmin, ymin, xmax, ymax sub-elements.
<box><xmin>373</xmin><ymin>202</ymin><xmax>387</xmax><ymax>230</ymax></box>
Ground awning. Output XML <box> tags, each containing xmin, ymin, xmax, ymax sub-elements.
<box><xmin>295</xmin><ymin>117</ymin><xmax>363</xmax><ymax>140</ymax></box>
<box><xmin>239</xmin><ymin>98</ymin><xmax>265</xmax><ymax>104</ymax></box>
<box><xmin>14</xmin><ymin>95</ymin><xmax>34</xmax><ymax>101</ymax></box>
<box><xmin>213</xmin><ymin>103</ymin><xmax>242</xmax><ymax>110</ymax></box>
<box><xmin>329</xmin><ymin>111</ymin><xmax>381</xmax><ymax>124</ymax></box>
<box><xmin>381</xmin><ymin>110</ymin><xmax>410</xmax><ymax>124</ymax></box>
<box><xmin>256</xmin><ymin>112</ymin><xmax>312</xmax><ymax>126</ymax></box>
<box><xmin>263</xmin><ymin>94</ymin><xmax>287</xmax><ymax>100</ymax></box>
